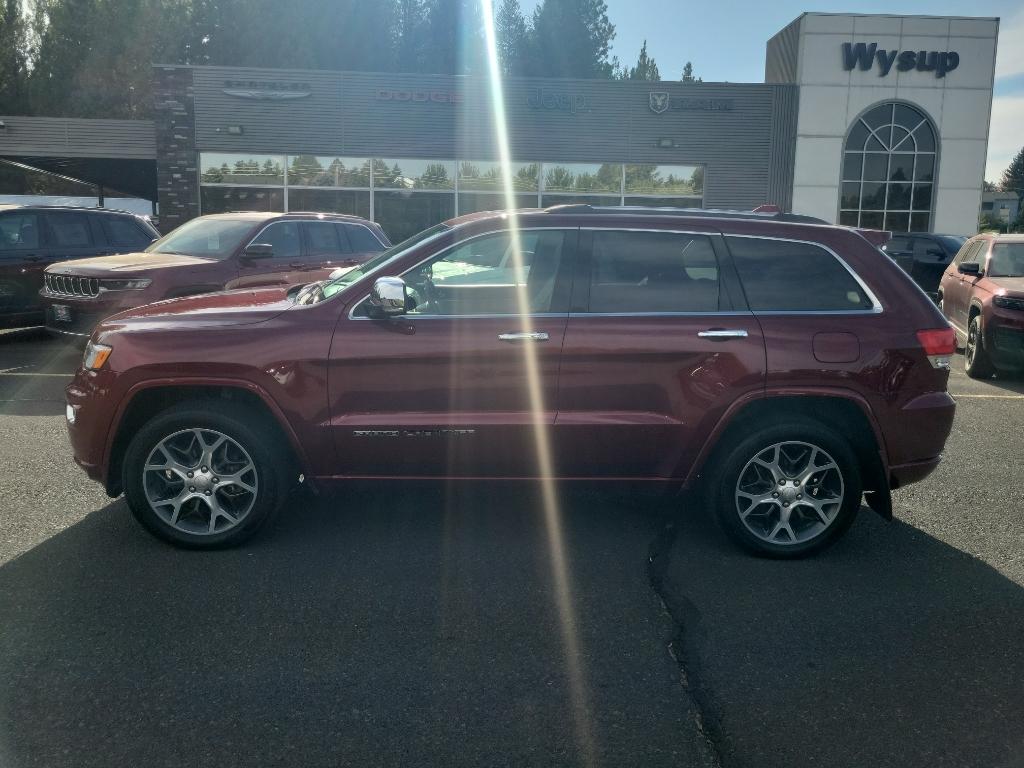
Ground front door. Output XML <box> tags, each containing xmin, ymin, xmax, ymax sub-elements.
<box><xmin>328</xmin><ymin>227</ymin><xmax>577</xmax><ymax>477</ymax></box>
<box><xmin>554</xmin><ymin>228</ymin><xmax>766</xmax><ymax>479</ymax></box>
<box><xmin>233</xmin><ymin>220</ymin><xmax>308</xmax><ymax>289</ymax></box>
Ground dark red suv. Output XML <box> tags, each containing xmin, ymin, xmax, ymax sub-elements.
<box><xmin>41</xmin><ymin>211</ymin><xmax>389</xmax><ymax>336</ymax></box>
<box><xmin>938</xmin><ymin>234</ymin><xmax>1024</xmax><ymax>378</ymax></box>
<box><xmin>64</xmin><ymin>206</ymin><xmax>956</xmax><ymax>556</ymax></box>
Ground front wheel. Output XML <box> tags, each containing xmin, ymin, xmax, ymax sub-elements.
<box><xmin>709</xmin><ymin>420</ymin><xmax>862</xmax><ymax>558</ymax></box>
<box><xmin>965</xmin><ymin>316</ymin><xmax>995</xmax><ymax>379</ymax></box>
<box><xmin>123</xmin><ymin>402</ymin><xmax>289</xmax><ymax>548</ymax></box>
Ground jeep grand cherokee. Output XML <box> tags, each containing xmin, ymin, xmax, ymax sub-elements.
<box><xmin>64</xmin><ymin>206</ymin><xmax>956</xmax><ymax>557</ymax></box>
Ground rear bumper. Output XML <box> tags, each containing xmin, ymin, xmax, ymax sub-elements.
<box><xmin>889</xmin><ymin>456</ymin><xmax>942</xmax><ymax>489</ymax></box>
<box><xmin>884</xmin><ymin>390</ymin><xmax>956</xmax><ymax>490</ymax></box>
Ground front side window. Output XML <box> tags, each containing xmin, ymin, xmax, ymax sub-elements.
<box><xmin>0</xmin><ymin>213</ymin><xmax>40</xmax><ymax>250</ymax></box>
<box><xmin>399</xmin><ymin>229</ymin><xmax>570</xmax><ymax>316</ymax></box>
<box><xmin>839</xmin><ymin>102</ymin><xmax>936</xmax><ymax>233</ymax></box>
<box><xmin>252</xmin><ymin>222</ymin><xmax>302</xmax><ymax>260</ymax></box>
<box><xmin>727</xmin><ymin>237</ymin><xmax>875</xmax><ymax>312</ymax></box>
<box><xmin>587</xmin><ymin>230</ymin><xmax>720</xmax><ymax>313</ymax></box>
<box><xmin>988</xmin><ymin>243</ymin><xmax>1024</xmax><ymax>278</ymax></box>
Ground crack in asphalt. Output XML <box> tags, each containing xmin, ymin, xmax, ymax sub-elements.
<box><xmin>647</xmin><ymin>519</ymin><xmax>726</xmax><ymax>768</ymax></box>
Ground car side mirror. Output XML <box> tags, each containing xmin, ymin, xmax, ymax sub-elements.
<box><xmin>242</xmin><ymin>243</ymin><xmax>274</xmax><ymax>260</ymax></box>
<box><xmin>367</xmin><ymin>276</ymin><xmax>409</xmax><ymax>318</ymax></box>
<box><xmin>958</xmin><ymin>261</ymin><xmax>982</xmax><ymax>276</ymax></box>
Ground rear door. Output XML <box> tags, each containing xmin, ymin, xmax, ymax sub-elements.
<box><xmin>300</xmin><ymin>221</ymin><xmax>357</xmax><ymax>280</ymax></box>
<box><xmin>554</xmin><ymin>227</ymin><xmax>766</xmax><ymax>479</ymax></box>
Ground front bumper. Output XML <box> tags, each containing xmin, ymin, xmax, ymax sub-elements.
<box><xmin>42</xmin><ymin>293</ymin><xmax>137</xmax><ymax>336</ymax></box>
<box><xmin>986</xmin><ymin>310</ymin><xmax>1024</xmax><ymax>371</ymax></box>
<box><xmin>65</xmin><ymin>371</ymin><xmax>116</xmax><ymax>489</ymax></box>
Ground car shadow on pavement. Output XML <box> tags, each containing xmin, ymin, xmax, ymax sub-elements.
<box><xmin>656</xmin><ymin>503</ymin><xmax>1024</xmax><ymax>768</ymax></box>
<box><xmin>0</xmin><ymin>485</ymin><xmax>710</xmax><ymax>768</ymax></box>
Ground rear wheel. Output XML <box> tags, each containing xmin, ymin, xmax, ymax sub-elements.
<box><xmin>709</xmin><ymin>420</ymin><xmax>862</xmax><ymax>558</ymax></box>
<box><xmin>965</xmin><ymin>315</ymin><xmax>994</xmax><ymax>379</ymax></box>
<box><xmin>123</xmin><ymin>402</ymin><xmax>289</xmax><ymax>548</ymax></box>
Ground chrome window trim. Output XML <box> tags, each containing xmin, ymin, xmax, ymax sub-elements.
<box><xmin>724</xmin><ymin>233</ymin><xmax>884</xmax><ymax>314</ymax></box>
<box><xmin>568</xmin><ymin>311</ymin><xmax>752</xmax><ymax>318</ymax></box>
<box><xmin>346</xmin><ymin>225</ymin><xmax>573</xmax><ymax>320</ymax></box>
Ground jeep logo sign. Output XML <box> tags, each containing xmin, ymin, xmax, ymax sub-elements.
<box><xmin>842</xmin><ymin>42</ymin><xmax>959</xmax><ymax>78</ymax></box>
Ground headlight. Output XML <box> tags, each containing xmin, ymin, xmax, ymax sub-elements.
<box><xmin>993</xmin><ymin>295</ymin><xmax>1024</xmax><ymax>311</ymax></box>
<box><xmin>100</xmin><ymin>278</ymin><xmax>152</xmax><ymax>291</ymax></box>
<box><xmin>82</xmin><ymin>341</ymin><xmax>113</xmax><ymax>370</ymax></box>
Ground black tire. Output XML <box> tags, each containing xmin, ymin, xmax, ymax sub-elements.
<box><xmin>708</xmin><ymin>419</ymin><xmax>862</xmax><ymax>558</ymax></box>
<box><xmin>965</xmin><ymin>315</ymin><xmax>995</xmax><ymax>379</ymax></box>
<box><xmin>123</xmin><ymin>400</ymin><xmax>290</xmax><ymax>548</ymax></box>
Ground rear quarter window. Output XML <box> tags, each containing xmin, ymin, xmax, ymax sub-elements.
<box><xmin>726</xmin><ymin>236</ymin><xmax>875</xmax><ymax>312</ymax></box>
<box><xmin>104</xmin><ymin>216</ymin><xmax>155</xmax><ymax>248</ymax></box>
<box><xmin>346</xmin><ymin>224</ymin><xmax>385</xmax><ymax>252</ymax></box>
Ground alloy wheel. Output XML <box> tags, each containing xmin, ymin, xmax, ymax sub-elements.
<box><xmin>967</xmin><ymin>322</ymin><xmax>978</xmax><ymax>367</ymax></box>
<box><xmin>142</xmin><ymin>428</ymin><xmax>258</xmax><ymax>535</ymax></box>
<box><xmin>734</xmin><ymin>441</ymin><xmax>845</xmax><ymax>546</ymax></box>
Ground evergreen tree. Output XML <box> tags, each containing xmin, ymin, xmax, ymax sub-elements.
<box><xmin>680</xmin><ymin>61</ymin><xmax>702</xmax><ymax>83</ymax></box>
<box><xmin>1000</xmin><ymin>146</ymin><xmax>1024</xmax><ymax>209</ymax></box>
<box><xmin>528</xmin><ymin>0</ymin><xmax>616</xmax><ymax>78</ymax></box>
<box><xmin>395</xmin><ymin>0</ymin><xmax>427</xmax><ymax>72</ymax></box>
<box><xmin>421</xmin><ymin>0</ymin><xmax>484</xmax><ymax>75</ymax></box>
<box><xmin>496</xmin><ymin>0</ymin><xmax>529</xmax><ymax>76</ymax></box>
<box><xmin>0</xmin><ymin>0</ymin><xmax>29</xmax><ymax>113</ymax></box>
<box><xmin>626</xmin><ymin>39</ymin><xmax>659</xmax><ymax>81</ymax></box>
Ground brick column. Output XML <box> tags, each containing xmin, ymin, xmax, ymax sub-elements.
<box><xmin>152</xmin><ymin>66</ymin><xmax>198</xmax><ymax>231</ymax></box>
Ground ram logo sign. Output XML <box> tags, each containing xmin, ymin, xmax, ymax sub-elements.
<box><xmin>841</xmin><ymin>42</ymin><xmax>959</xmax><ymax>78</ymax></box>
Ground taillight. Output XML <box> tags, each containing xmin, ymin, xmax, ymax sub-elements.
<box><xmin>917</xmin><ymin>328</ymin><xmax>955</xmax><ymax>369</ymax></box>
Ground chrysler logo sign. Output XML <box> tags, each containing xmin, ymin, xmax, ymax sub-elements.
<box><xmin>649</xmin><ymin>93</ymin><xmax>734</xmax><ymax>113</ymax></box>
<box><xmin>222</xmin><ymin>80</ymin><xmax>312</xmax><ymax>100</ymax></box>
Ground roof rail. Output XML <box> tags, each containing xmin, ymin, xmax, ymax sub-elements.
<box><xmin>543</xmin><ymin>204</ymin><xmax>828</xmax><ymax>225</ymax></box>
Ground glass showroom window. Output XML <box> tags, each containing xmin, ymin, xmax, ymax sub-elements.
<box><xmin>286</xmin><ymin>155</ymin><xmax>370</xmax><ymax>219</ymax></box>
<box><xmin>199</xmin><ymin>153</ymin><xmax>285</xmax><ymax>214</ymax></box>
<box><xmin>458</xmin><ymin>160</ymin><xmax>540</xmax><ymax>214</ymax></box>
<box><xmin>541</xmin><ymin>162</ymin><xmax>623</xmax><ymax>207</ymax></box>
<box><xmin>839</xmin><ymin>103</ymin><xmax>937</xmax><ymax>233</ymax></box>
<box><xmin>624</xmin><ymin>164</ymin><xmax>704</xmax><ymax>208</ymax></box>
<box><xmin>374</xmin><ymin>159</ymin><xmax>456</xmax><ymax>242</ymax></box>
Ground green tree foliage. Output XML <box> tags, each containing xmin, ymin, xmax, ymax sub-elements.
<box><xmin>0</xmin><ymin>0</ymin><xmax>29</xmax><ymax>113</ymax></box>
<box><xmin>1000</xmin><ymin>146</ymin><xmax>1024</xmax><ymax>208</ymax></box>
<box><xmin>680</xmin><ymin>61</ymin><xmax>702</xmax><ymax>83</ymax></box>
<box><xmin>421</xmin><ymin>0</ymin><xmax>484</xmax><ymax>75</ymax></box>
<box><xmin>625</xmin><ymin>39</ymin><xmax>659</xmax><ymax>81</ymax></box>
<box><xmin>496</xmin><ymin>0</ymin><xmax>529</xmax><ymax>76</ymax></box>
<box><xmin>528</xmin><ymin>0</ymin><xmax>616</xmax><ymax>78</ymax></box>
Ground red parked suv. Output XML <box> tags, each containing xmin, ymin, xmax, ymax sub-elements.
<box><xmin>938</xmin><ymin>233</ymin><xmax>1024</xmax><ymax>378</ymax></box>
<box><xmin>64</xmin><ymin>206</ymin><xmax>956</xmax><ymax>556</ymax></box>
<box><xmin>41</xmin><ymin>211</ymin><xmax>389</xmax><ymax>336</ymax></box>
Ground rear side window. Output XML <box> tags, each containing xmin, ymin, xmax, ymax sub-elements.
<box><xmin>726</xmin><ymin>236</ymin><xmax>874</xmax><ymax>312</ymax></box>
<box><xmin>104</xmin><ymin>216</ymin><xmax>153</xmax><ymax>248</ymax></box>
<box><xmin>0</xmin><ymin>213</ymin><xmax>40</xmax><ymax>250</ymax></box>
<box><xmin>45</xmin><ymin>213</ymin><xmax>92</xmax><ymax>247</ymax></box>
<box><xmin>587</xmin><ymin>230</ymin><xmax>720</xmax><ymax>313</ymax></box>
<box><xmin>345</xmin><ymin>224</ymin><xmax>384</xmax><ymax>252</ymax></box>
<box><xmin>305</xmin><ymin>221</ymin><xmax>345</xmax><ymax>254</ymax></box>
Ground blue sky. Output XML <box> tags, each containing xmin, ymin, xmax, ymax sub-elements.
<box><xmin>522</xmin><ymin>1</ymin><xmax>1024</xmax><ymax>182</ymax></box>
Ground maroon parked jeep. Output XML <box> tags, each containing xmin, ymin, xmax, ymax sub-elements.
<box><xmin>65</xmin><ymin>206</ymin><xmax>956</xmax><ymax>556</ymax></box>
<box><xmin>41</xmin><ymin>211</ymin><xmax>389</xmax><ymax>336</ymax></box>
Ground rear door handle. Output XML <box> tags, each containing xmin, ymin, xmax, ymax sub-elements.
<box><xmin>698</xmin><ymin>329</ymin><xmax>749</xmax><ymax>340</ymax></box>
<box><xmin>289</xmin><ymin>261</ymin><xmax>306</xmax><ymax>269</ymax></box>
<box><xmin>498</xmin><ymin>332</ymin><xmax>549</xmax><ymax>342</ymax></box>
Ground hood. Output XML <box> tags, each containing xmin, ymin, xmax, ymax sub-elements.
<box><xmin>47</xmin><ymin>251</ymin><xmax>213</xmax><ymax>276</ymax></box>
<box><xmin>98</xmin><ymin>287</ymin><xmax>294</xmax><ymax>332</ymax></box>
<box><xmin>990</xmin><ymin>276</ymin><xmax>1024</xmax><ymax>296</ymax></box>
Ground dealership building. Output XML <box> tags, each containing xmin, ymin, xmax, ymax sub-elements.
<box><xmin>0</xmin><ymin>12</ymin><xmax>999</xmax><ymax>240</ymax></box>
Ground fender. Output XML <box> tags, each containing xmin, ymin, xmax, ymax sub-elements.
<box><xmin>102</xmin><ymin>375</ymin><xmax>314</xmax><ymax>490</ymax></box>
<box><xmin>681</xmin><ymin>385</ymin><xmax>890</xmax><ymax>490</ymax></box>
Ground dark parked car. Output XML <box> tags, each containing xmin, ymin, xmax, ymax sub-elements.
<box><xmin>881</xmin><ymin>232</ymin><xmax>967</xmax><ymax>294</ymax></box>
<box><xmin>0</xmin><ymin>204</ymin><xmax>159</xmax><ymax>328</ymax></box>
<box><xmin>938</xmin><ymin>233</ymin><xmax>1024</xmax><ymax>378</ymax></box>
<box><xmin>41</xmin><ymin>211</ymin><xmax>389</xmax><ymax>336</ymax></box>
<box><xmin>65</xmin><ymin>205</ymin><xmax>955</xmax><ymax>556</ymax></box>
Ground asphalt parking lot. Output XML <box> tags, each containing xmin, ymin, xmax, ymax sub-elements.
<box><xmin>1</xmin><ymin>327</ymin><xmax>1022</xmax><ymax>768</ymax></box>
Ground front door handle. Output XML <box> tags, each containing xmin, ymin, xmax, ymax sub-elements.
<box><xmin>698</xmin><ymin>329</ymin><xmax>749</xmax><ymax>340</ymax></box>
<box><xmin>498</xmin><ymin>331</ymin><xmax>549</xmax><ymax>342</ymax></box>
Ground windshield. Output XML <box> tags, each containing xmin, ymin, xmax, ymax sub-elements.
<box><xmin>988</xmin><ymin>243</ymin><xmax>1024</xmax><ymax>277</ymax></box>
<box><xmin>146</xmin><ymin>218</ymin><xmax>257</xmax><ymax>259</ymax></box>
<box><xmin>310</xmin><ymin>222</ymin><xmax>450</xmax><ymax>302</ymax></box>
<box><xmin>939</xmin><ymin>235</ymin><xmax>967</xmax><ymax>253</ymax></box>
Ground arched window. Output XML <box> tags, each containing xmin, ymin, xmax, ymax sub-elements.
<box><xmin>839</xmin><ymin>102</ymin><xmax>937</xmax><ymax>233</ymax></box>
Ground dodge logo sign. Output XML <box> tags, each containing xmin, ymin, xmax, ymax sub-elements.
<box><xmin>222</xmin><ymin>80</ymin><xmax>312</xmax><ymax>100</ymax></box>
<box><xmin>649</xmin><ymin>92</ymin><xmax>669</xmax><ymax>114</ymax></box>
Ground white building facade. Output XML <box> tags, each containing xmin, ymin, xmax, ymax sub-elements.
<box><xmin>767</xmin><ymin>12</ymin><xmax>999</xmax><ymax>236</ymax></box>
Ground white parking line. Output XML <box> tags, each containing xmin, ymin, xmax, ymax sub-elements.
<box><xmin>951</xmin><ymin>394</ymin><xmax>1024</xmax><ymax>399</ymax></box>
<box><xmin>0</xmin><ymin>372</ymin><xmax>73</xmax><ymax>377</ymax></box>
